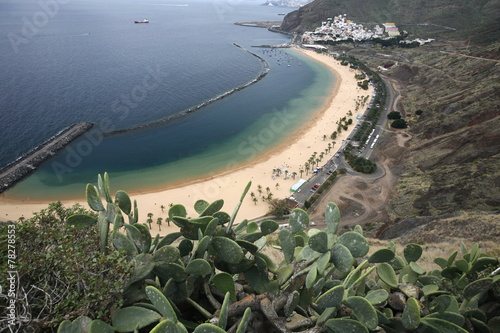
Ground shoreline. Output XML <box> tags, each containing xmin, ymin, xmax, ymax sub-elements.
<box><xmin>0</xmin><ymin>43</ymin><xmax>269</xmax><ymax>192</ymax></box>
<box><xmin>0</xmin><ymin>49</ymin><xmax>373</xmax><ymax>229</ymax></box>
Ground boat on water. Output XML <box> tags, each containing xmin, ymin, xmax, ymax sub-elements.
<box><xmin>134</xmin><ymin>19</ymin><xmax>149</xmax><ymax>23</ymax></box>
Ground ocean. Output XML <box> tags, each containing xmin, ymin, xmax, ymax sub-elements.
<box><xmin>0</xmin><ymin>0</ymin><xmax>335</xmax><ymax>199</ymax></box>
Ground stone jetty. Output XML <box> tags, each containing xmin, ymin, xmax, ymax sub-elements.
<box><xmin>0</xmin><ymin>122</ymin><xmax>94</xmax><ymax>194</ymax></box>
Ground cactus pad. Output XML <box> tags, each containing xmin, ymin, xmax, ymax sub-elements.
<box><xmin>315</xmin><ymin>285</ymin><xmax>344</xmax><ymax>312</ymax></box>
<box><xmin>260</xmin><ymin>220</ymin><xmax>279</xmax><ymax>235</ymax></box>
<box><xmin>377</xmin><ymin>263</ymin><xmax>398</xmax><ymax>288</ymax></box>
<box><xmin>309</xmin><ymin>231</ymin><xmax>329</xmax><ymax>253</ymax></box>
<box><xmin>368</xmin><ymin>248</ymin><xmax>395</xmax><ymax>263</ymax></box>
<box><xmin>365</xmin><ymin>289</ymin><xmax>389</xmax><ymax>305</ymax></box>
<box><xmin>169</xmin><ymin>204</ymin><xmax>187</xmax><ymax>220</ymax></box>
<box><xmin>289</xmin><ymin>208</ymin><xmax>309</xmax><ymax>234</ymax></box>
<box><xmin>194</xmin><ymin>200</ymin><xmax>209</xmax><ymax>214</ymax></box>
<box><xmin>211</xmin><ymin>237</ymin><xmax>244</xmax><ymax>264</ymax></box>
<box><xmin>463</xmin><ymin>278</ymin><xmax>494</xmax><ymax>300</ymax></box>
<box><xmin>150</xmin><ymin>319</ymin><xmax>188</xmax><ymax>333</ymax></box>
<box><xmin>404</xmin><ymin>243</ymin><xmax>423</xmax><ymax>263</ymax></box>
<box><xmin>325</xmin><ymin>202</ymin><xmax>340</xmax><ymax>235</ymax></box>
<box><xmin>200</xmin><ymin>199</ymin><xmax>224</xmax><ymax>217</ymax></box>
<box><xmin>185</xmin><ymin>259</ymin><xmax>212</xmax><ymax>276</ymax></box>
<box><xmin>420</xmin><ymin>317</ymin><xmax>468</xmax><ymax>333</ymax></box>
<box><xmin>67</xmin><ymin>214</ymin><xmax>98</xmax><ymax>229</ymax></box>
<box><xmin>324</xmin><ymin>318</ymin><xmax>368</xmax><ymax>333</ymax></box>
<box><xmin>88</xmin><ymin>319</ymin><xmax>114</xmax><ymax>333</ymax></box>
<box><xmin>345</xmin><ymin>296</ymin><xmax>378</xmax><ymax>330</ymax></box>
<box><xmin>154</xmin><ymin>245</ymin><xmax>180</xmax><ymax>263</ymax></box>
<box><xmin>193</xmin><ymin>323</ymin><xmax>227</xmax><ymax>333</ymax></box>
<box><xmin>112</xmin><ymin>306</ymin><xmax>161</xmax><ymax>332</ymax></box>
<box><xmin>212</xmin><ymin>272</ymin><xmax>236</xmax><ymax>302</ymax></box>
<box><xmin>402</xmin><ymin>297</ymin><xmax>421</xmax><ymax>329</ymax></box>
<box><xmin>331</xmin><ymin>243</ymin><xmax>353</xmax><ymax>273</ymax></box>
<box><xmin>278</xmin><ymin>229</ymin><xmax>296</xmax><ymax>263</ymax></box>
<box><xmin>145</xmin><ymin>286</ymin><xmax>177</xmax><ymax>321</ymax></box>
<box><xmin>86</xmin><ymin>184</ymin><xmax>104</xmax><ymax>211</ymax></box>
<box><xmin>337</xmin><ymin>231</ymin><xmax>369</xmax><ymax>257</ymax></box>
<box><xmin>115</xmin><ymin>190</ymin><xmax>132</xmax><ymax>215</ymax></box>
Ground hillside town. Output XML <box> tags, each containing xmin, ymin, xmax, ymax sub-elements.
<box><xmin>301</xmin><ymin>15</ymin><xmax>400</xmax><ymax>44</ymax></box>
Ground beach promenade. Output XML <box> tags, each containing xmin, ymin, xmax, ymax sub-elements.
<box><xmin>0</xmin><ymin>49</ymin><xmax>372</xmax><ymax>227</ymax></box>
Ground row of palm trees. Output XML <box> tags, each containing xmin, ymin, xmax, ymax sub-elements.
<box><xmin>249</xmin><ymin>184</ymin><xmax>280</xmax><ymax>205</ymax></box>
<box><xmin>272</xmin><ymin>168</ymin><xmax>298</xmax><ymax>180</ymax></box>
<box><xmin>146</xmin><ymin>203</ymin><xmax>174</xmax><ymax>231</ymax></box>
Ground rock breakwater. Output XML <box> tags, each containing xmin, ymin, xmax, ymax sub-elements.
<box><xmin>0</xmin><ymin>122</ymin><xmax>94</xmax><ymax>194</ymax></box>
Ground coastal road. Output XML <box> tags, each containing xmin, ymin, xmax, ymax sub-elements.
<box><xmin>290</xmin><ymin>69</ymin><xmax>396</xmax><ymax>208</ymax></box>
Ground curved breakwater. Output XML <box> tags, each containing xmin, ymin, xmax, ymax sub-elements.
<box><xmin>105</xmin><ymin>43</ymin><xmax>270</xmax><ymax>136</ymax></box>
<box><xmin>0</xmin><ymin>122</ymin><xmax>94</xmax><ymax>194</ymax></box>
<box><xmin>0</xmin><ymin>44</ymin><xmax>271</xmax><ymax>193</ymax></box>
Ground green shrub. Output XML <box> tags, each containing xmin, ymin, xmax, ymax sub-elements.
<box><xmin>388</xmin><ymin>111</ymin><xmax>402</xmax><ymax>119</ymax></box>
<box><xmin>0</xmin><ymin>202</ymin><xmax>131</xmax><ymax>331</ymax></box>
<box><xmin>391</xmin><ymin>118</ymin><xmax>408</xmax><ymax>128</ymax></box>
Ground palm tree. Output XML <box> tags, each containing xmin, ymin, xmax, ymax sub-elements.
<box><xmin>305</xmin><ymin>163</ymin><xmax>310</xmax><ymax>175</ymax></box>
<box><xmin>257</xmin><ymin>185</ymin><xmax>263</xmax><ymax>196</ymax></box>
<box><xmin>160</xmin><ymin>205</ymin><xmax>165</xmax><ymax>213</ymax></box>
<box><xmin>165</xmin><ymin>217</ymin><xmax>171</xmax><ymax>227</ymax></box>
<box><xmin>299</xmin><ymin>169</ymin><xmax>304</xmax><ymax>178</ymax></box>
<box><xmin>328</xmin><ymin>143</ymin><xmax>332</xmax><ymax>152</ymax></box>
<box><xmin>275</xmin><ymin>183</ymin><xmax>280</xmax><ymax>190</ymax></box>
<box><xmin>284</xmin><ymin>170</ymin><xmax>288</xmax><ymax>179</ymax></box>
<box><xmin>147</xmin><ymin>213</ymin><xmax>153</xmax><ymax>229</ymax></box>
<box><xmin>252</xmin><ymin>197</ymin><xmax>258</xmax><ymax>205</ymax></box>
<box><xmin>266</xmin><ymin>187</ymin><xmax>271</xmax><ymax>195</ymax></box>
<box><xmin>157</xmin><ymin>217</ymin><xmax>163</xmax><ymax>231</ymax></box>
<box><xmin>292</xmin><ymin>172</ymin><xmax>297</xmax><ymax>179</ymax></box>
<box><xmin>250</xmin><ymin>191</ymin><xmax>256</xmax><ymax>199</ymax></box>
<box><xmin>267</xmin><ymin>193</ymin><xmax>273</xmax><ymax>201</ymax></box>
<box><xmin>276</xmin><ymin>168</ymin><xmax>281</xmax><ymax>176</ymax></box>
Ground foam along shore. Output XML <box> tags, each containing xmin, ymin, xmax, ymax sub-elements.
<box><xmin>0</xmin><ymin>48</ymin><xmax>373</xmax><ymax>234</ymax></box>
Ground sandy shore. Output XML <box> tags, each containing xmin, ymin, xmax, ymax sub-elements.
<box><xmin>0</xmin><ymin>49</ymin><xmax>373</xmax><ymax>236</ymax></box>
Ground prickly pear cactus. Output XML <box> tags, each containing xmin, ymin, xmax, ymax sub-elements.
<box><xmin>59</xmin><ymin>174</ymin><xmax>500</xmax><ymax>333</ymax></box>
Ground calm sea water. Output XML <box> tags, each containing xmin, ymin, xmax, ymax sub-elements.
<box><xmin>1</xmin><ymin>0</ymin><xmax>335</xmax><ymax>199</ymax></box>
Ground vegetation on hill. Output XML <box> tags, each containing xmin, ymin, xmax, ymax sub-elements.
<box><xmin>280</xmin><ymin>0</ymin><xmax>500</xmax><ymax>43</ymax></box>
<box><xmin>1</xmin><ymin>175</ymin><xmax>498</xmax><ymax>332</ymax></box>
<box><xmin>282</xmin><ymin>0</ymin><xmax>500</xmax><ymax>218</ymax></box>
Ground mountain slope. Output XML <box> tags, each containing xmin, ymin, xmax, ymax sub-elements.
<box><xmin>281</xmin><ymin>0</ymin><xmax>500</xmax><ymax>42</ymax></box>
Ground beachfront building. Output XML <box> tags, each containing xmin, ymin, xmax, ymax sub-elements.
<box><xmin>302</xmin><ymin>15</ymin><xmax>383</xmax><ymax>44</ymax></box>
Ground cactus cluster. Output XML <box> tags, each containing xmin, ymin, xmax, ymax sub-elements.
<box><xmin>58</xmin><ymin>174</ymin><xmax>499</xmax><ymax>333</ymax></box>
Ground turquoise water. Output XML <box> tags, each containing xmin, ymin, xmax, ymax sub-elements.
<box><xmin>1</xmin><ymin>0</ymin><xmax>336</xmax><ymax>200</ymax></box>
<box><xmin>8</xmin><ymin>50</ymin><xmax>335</xmax><ymax>199</ymax></box>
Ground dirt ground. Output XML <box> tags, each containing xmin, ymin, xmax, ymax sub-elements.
<box><xmin>308</xmin><ymin>130</ymin><xmax>411</xmax><ymax>229</ymax></box>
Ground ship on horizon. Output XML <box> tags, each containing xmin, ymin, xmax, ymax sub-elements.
<box><xmin>134</xmin><ymin>19</ymin><xmax>149</xmax><ymax>23</ymax></box>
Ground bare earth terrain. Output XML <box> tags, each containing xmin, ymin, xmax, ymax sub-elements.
<box><xmin>308</xmin><ymin>130</ymin><xmax>411</xmax><ymax>228</ymax></box>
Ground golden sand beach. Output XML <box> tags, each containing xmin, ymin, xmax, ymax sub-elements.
<box><xmin>0</xmin><ymin>48</ymin><xmax>373</xmax><ymax>234</ymax></box>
